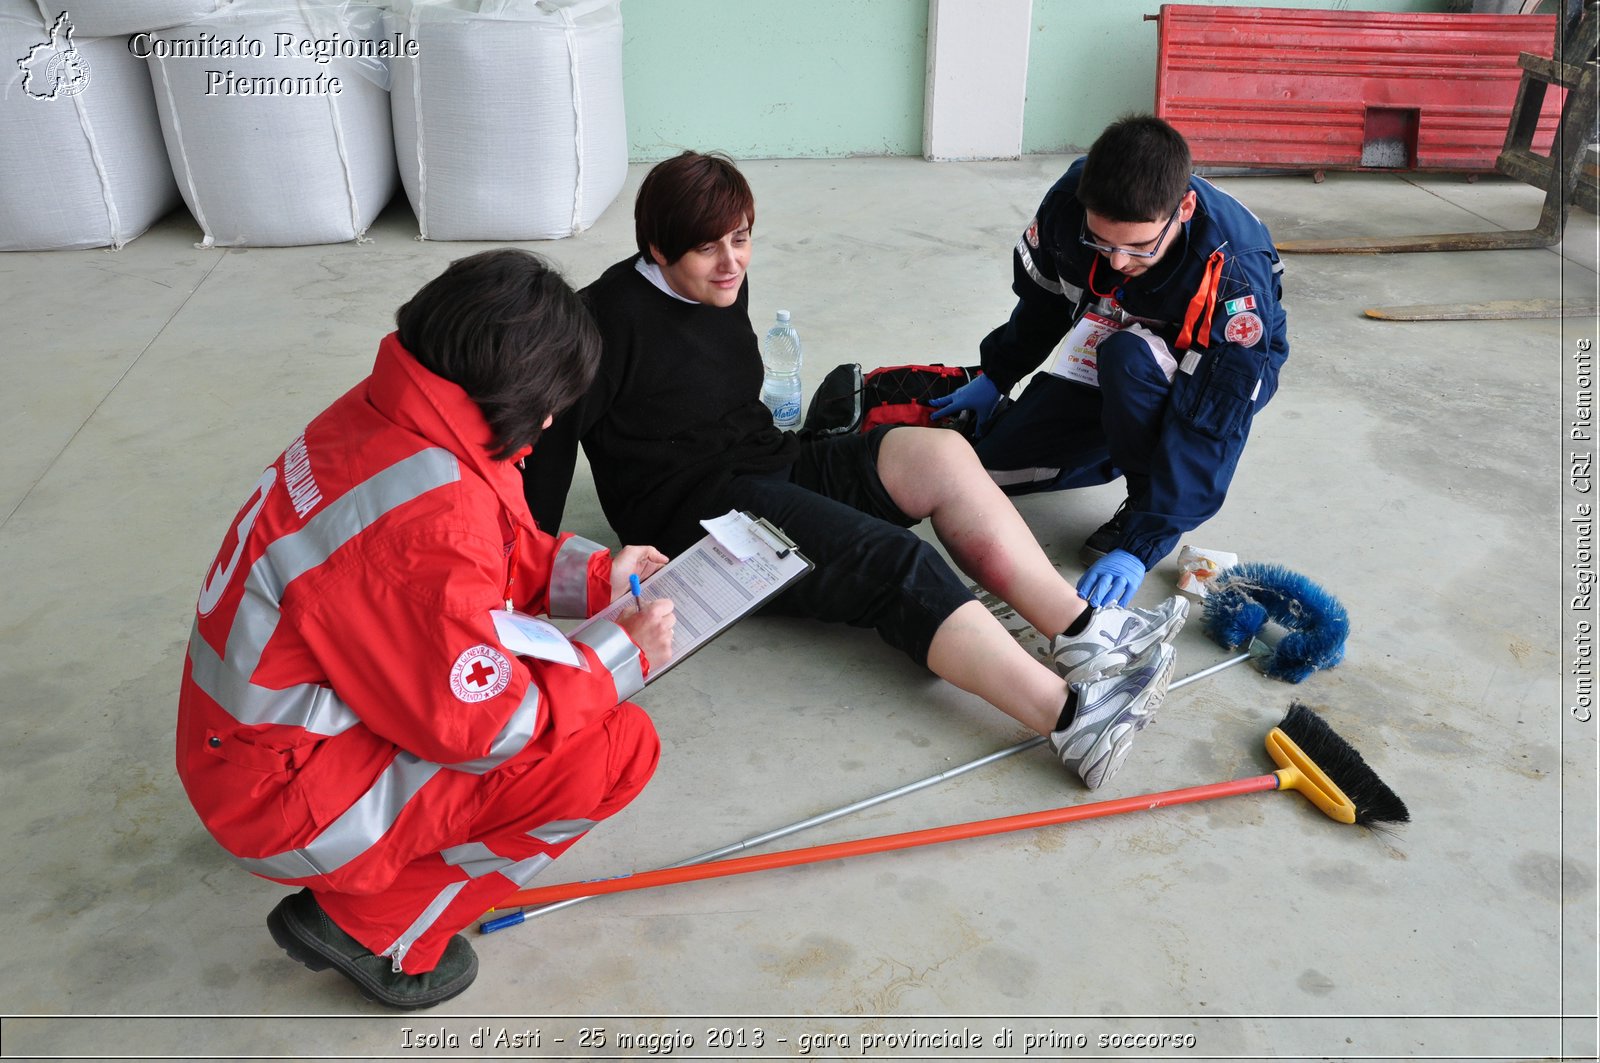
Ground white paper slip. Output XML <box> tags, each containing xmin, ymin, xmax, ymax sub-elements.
<box><xmin>490</xmin><ymin>610</ymin><xmax>589</xmax><ymax>670</ymax></box>
<box><xmin>699</xmin><ymin>510</ymin><xmax>763</xmax><ymax>560</ymax></box>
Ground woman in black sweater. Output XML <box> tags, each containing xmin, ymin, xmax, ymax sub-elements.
<box><xmin>525</xmin><ymin>152</ymin><xmax>1189</xmax><ymax>790</ymax></box>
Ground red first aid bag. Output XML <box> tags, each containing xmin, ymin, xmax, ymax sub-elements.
<box><xmin>802</xmin><ymin>363</ymin><xmax>980</xmax><ymax>439</ymax></box>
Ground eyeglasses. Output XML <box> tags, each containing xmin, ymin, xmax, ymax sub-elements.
<box><xmin>1079</xmin><ymin>204</ymin><xmax>1181</xmax><ymax>260</ymax></box>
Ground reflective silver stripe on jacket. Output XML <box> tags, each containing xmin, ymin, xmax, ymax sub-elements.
<box><xmin>445</xmin><ymin>685</ymin><xmax>541</xmax><ymax>775</ymax></box>
<box><xmin>187</xmin><ymin>449</ymin><xmax>461</xmax><ymax>736</ymax></box>
<box><xmin>549</xmin><ymin>535</ymin><xmax>605</xmax><ymax>618</ymax></box>
<box><xmin>235</xmin><ymin>752</ymin><xmax>442</xmax><ymax>879</ymax></box>
<box><xmin>440</xmin><ymin>842</ymin><xmax>506</xmax><ymax>879</ymax></box>
<box><xmin>529</xmin><ymin>818</ymin><xmax>597</xmax><ymax>846</ymax></box>
<box><xmin>234</xmin><ymin>686</ymin><xmax>541</xmax><ymax>880</ymax></box>
<box><xmin>191</xmin><ymin>445</ymin><xmax>533</xmax><ymax>881</ymax></box>
<box><xmin>1016</xmin><ymin>239</ymin><xmax>1084</xmax><ymax>303</ymax></box>
<box><xmin>440</xmin><ymin>835</ymin><xmax>565</xmax><ymax>885</ymax></box>
<box><xmin>500</xmin><ymin>853</ymin><xmax>554</xmax><ymax>887</ymax></box>
<box><xmin>572</xmin><ymin>619</ymin><xmax>645</xmax><ymax>702</ymax></box>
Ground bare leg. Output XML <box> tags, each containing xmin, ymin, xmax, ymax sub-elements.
<box><xmin>876</xmin><ymin>426</ymin><xmax>1086</xmax><ymax>638</ymax></box>
<box><xmin>925</xmin><ymin>600</ymin><xmax>1067</xmax><ymax>735</ymax></box>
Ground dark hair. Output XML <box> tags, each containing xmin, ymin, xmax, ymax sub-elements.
<box><xmin>1077</xmin><ymin>114</ymin><xmax>1193</xmax><ymax>222</ymax></box>
<box><xmin>396</xmin><ymin>248</ymin><xmax>599</xmax><ymax>460</ymax></box>
<box><xmin>634</xmin><ymin>150</ymin><xmax>756</xmax><ymax>264</ymax></box>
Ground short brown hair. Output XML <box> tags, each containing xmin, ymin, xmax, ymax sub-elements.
<box><xmin>396</xmin><ymin>249</ymin><xmax>599</xmax><ymax>461</ymax></box>
<box><xmin>1078</xmin><ymin>114</ymin><xmax>1192</xmax><ymax>223</ymax></box>
<box><xmin>634</xmin><ymin>150</ymin><xmax>755</xmax><ymax>264</ymax></box>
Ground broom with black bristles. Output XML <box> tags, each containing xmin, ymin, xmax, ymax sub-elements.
<box><xmin>493</xmin><ymin>703</ymin><xmax>1409</xmax><ymax>911</ymax></box>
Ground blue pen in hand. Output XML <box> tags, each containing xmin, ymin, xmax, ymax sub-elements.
<box><xmin>629</xmin><ymin>573</ymin><xmax>643</xmax><ymax>612</ymax></box>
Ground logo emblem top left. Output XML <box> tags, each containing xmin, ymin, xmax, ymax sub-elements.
<box><xmin>18</xmin><ymin>12</ymin><xmax>92</xmax><ymax>100</ymax></box>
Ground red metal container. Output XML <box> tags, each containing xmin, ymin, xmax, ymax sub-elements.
<box><xmin>1154</xmin><ymin>5</ymin><xmax>1565</xmax><ymax>173</ymax></box>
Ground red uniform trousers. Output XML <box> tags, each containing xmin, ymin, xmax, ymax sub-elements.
<box><xmin>314</xmin><ymin>702</ymin><xmax>657</xmax><ymax>973</ymax></box>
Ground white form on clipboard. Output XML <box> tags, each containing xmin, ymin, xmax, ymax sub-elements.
<box><xmin>564</xmin><ymin>511</ymin><xmax>811</xmax><ymax>685</ymax></box>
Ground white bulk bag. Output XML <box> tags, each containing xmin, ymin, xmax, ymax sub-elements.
<box><xmin>143</xmin><ymin>2</ymin><xmax>398</xmax><ymax>246</ymax></box>
<box><xmin>52</xmin><ymin>1</ymin><xmax>236</xmax><ymax>37</ymax></box>
<box><xmin>389</xmin><ymin>0</ymin><xmax>627</xmax><ymax>241</ymax></box>
<box><xmin>0</xmin><ymin>4</ymin><xmax>180</xmax><ymax>250</ymax></box>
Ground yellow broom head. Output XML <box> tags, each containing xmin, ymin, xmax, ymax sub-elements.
<box><xmin>1268</xmin><ymin>703</ymin><xmax>1410</xmax><ymax>827</ymax></box>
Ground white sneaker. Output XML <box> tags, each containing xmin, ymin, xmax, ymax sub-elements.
<box><xmin>1050</xmin><ymin>641</ymin><xmax>1176</xmax><ymax>790</ymax></box>
<box><xmin>1048</xmin><ymin>596</ymin><xmax>1189</xmax><ymax>685</ymax></box>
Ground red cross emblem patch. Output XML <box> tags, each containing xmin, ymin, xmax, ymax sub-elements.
<box><xmin>1223</xmin><ymin>310</ymin><xmax>1264</xmax><ymax>347</ymax></box>
<box><xmin>449</xmin><ymin>644</ymin><xmax>511</xmax><ymax>703</ymax></box>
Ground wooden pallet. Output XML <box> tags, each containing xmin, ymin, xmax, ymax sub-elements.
<box><xmin>1277</xmin><ymin>2</ymin><xmax>1599</xmax><ymax>254</ymax></box>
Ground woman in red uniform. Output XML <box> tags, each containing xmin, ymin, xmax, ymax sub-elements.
<box><xmin>177</xmin><ymin>249</ymin><xmax>675</xmax><ymax>1009</ymax></box>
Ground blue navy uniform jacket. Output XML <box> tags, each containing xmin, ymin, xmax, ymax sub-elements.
<box><xmin>979</xmin><ymin>158</ymin><xmax>1289</xmax><ymax>567</ymax></box>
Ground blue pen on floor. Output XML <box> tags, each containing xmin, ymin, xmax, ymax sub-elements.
<box><xmin>629</xmin><ymin>573</ymin><xmax>643</xmax><ymax>611</ymax></box>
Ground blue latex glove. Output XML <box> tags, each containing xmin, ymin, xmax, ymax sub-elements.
<box><xmin>1077</xmin><ymin>549</ymin><xmax>1146</xmax><ymax>608</ymax></box>
<box><xmin>928</xmin><ymin>373</ymin><xmax>1002</xmax><ymax>436</ymax></box>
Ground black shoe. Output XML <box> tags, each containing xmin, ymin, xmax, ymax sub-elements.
<box><xmin>1079</xmin><ymin>499</ymin><xmax>1130</xmax><ymax>566</ymax></box>
<box><xmin>267</xmin><ymin>888</ymin><xmax>478</xmax><ymax>1010</ymax></box>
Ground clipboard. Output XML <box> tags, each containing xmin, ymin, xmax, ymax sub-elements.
<box><xmin>564</xmin><ymin>511</ymin><xmax>812</xmax><ymax>685</ymax></box>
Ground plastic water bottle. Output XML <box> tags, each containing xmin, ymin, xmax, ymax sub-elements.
<box><xmin>759</xmin><ymin>310</ymin><xmax>803</xmax><ymax>430</ymax></box>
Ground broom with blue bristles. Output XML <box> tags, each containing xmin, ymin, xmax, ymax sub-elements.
<box><xmin>1202</xmin><ymin>561</ymin><xmax>1351</xmax><ymax>683</ymax></box>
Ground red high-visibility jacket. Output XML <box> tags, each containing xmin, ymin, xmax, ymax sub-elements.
<box><xmin>177</xmin><ymin>333</ymin><xmax>646</xmax><ymax>895</ymax></box>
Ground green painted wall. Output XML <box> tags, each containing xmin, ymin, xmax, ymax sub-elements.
<box><xmin>1022</xmin><ymin>0</ymin><xmax>1457</xmax><ymax>155</ymax></box>
<box><xmin>618</xmin><ymin>0</ymin><xmax>1477</xmax><ymax>161</ymax></box>
<box><xmin>621</xmin><ymin>0</ymin><xmax>928</xmax><ymax>161</ymax></box>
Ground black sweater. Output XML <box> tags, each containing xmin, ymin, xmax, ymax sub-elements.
<box><xmin>524</xmin><ymin>256</ymin><xmax>801</xmax><ymax>555</ymax></box>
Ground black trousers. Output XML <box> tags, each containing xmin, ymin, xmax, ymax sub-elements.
<box><xmin>717</xmin><ymin>426</ymin><xmax>974</xmax><ymax>666</ymax></box>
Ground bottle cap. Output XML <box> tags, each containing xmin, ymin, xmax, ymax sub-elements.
<box><xmin>775</xmin><ymin>310</ymin><xmax>790</xmax><ymax>324</ymax></box>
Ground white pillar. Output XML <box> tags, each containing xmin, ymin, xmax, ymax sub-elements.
<box><xmin>923</xmin><ymin>0</ymin><xmax>1034</xmax><ymax>161</ymax></box>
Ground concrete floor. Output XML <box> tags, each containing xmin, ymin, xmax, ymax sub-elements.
<box><xmin>1</xmin><ymin>158</ymin><xmax>1596</xmax><ymax>1062</ymax></box>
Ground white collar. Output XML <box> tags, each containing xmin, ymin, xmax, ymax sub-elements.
<box><xmin>635</xmin><ymin>257</ymin><xmax>698</xmax><ymax>304</ymax></box>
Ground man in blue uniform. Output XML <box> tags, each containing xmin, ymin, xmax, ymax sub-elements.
<box><xmin>932</xmin><ymin>115</ymin><xmax>1288</xmax><ymax>609</ymax></box>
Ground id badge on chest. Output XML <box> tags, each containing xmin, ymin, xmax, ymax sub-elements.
<box><xmin>1046</xmin><ymin>306</ymin><xmax>1124</xmax><ymax>388</ymax></box>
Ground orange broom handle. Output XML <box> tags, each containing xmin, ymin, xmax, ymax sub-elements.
<box><xmin>503</xmin><ymin>773</ymin><xmax>1281</xmax><ymax>908</ymax></box>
